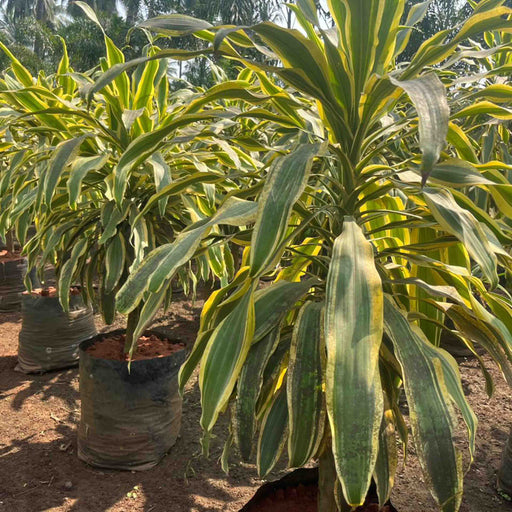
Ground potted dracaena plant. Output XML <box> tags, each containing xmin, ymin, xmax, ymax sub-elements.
<box><xmin>0</xmin><ymin>41</ymin><xmax>97</xmax><ymax>372</ymax></box>
<box><xmin>0</xmin><ymin>130</ymin><xmax>38</xmax><ymax>311</ymax></box>
<box><xmin>0</xmin><ymin>7</ymin><xmax>273</xmax><ymax>469</ymax></box>
<box><xmin>451</xmin><ymin>23</ymin><xmax>512</xmax><ymax>501</ymax></box>
<box><xmin>116</xmin><ymin>0</ymin><xmax>512</xmax><ymax>509</ymax></box>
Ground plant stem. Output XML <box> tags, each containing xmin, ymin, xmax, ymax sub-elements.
<box><xmin>6</xmin><ymin>230</ymin><xmax>14</xmax><ymax>254</ymax></box>
<box><xmin>124</xmin><ymin>306</ymin><xmax>142</xmax><ymax>354</ymax></box>
<box><xmin>318</xmin><ymin>447</ymin><xmax>339</xmax><ymax>512</ymax></box>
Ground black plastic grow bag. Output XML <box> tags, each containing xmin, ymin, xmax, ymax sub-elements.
<box><xmin>77</xmin><ymin>329</ymin><xmax>186</xmax><ymax>471</ymax></box>
<box><xmin>0</xmin><ymin>257</ymin><xmax>33</xmax><ymax>312</ymax></box>
<box><xmin>240</xmin><ymin>467</ymin><xmax>398</xmax><ymax>512</ymax></box>
<box><xmin>16</xmin><ymin>292</ymin><xmax>96</xmax><ymax>373</ymax></box>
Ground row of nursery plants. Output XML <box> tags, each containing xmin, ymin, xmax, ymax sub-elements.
<box><xmin>1</xmin><ymin>0</ymin><xmax>512</xmax><ymax>510</ymax></box>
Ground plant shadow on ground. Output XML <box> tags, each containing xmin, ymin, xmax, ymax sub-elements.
<box><xmin>3</xmin><ymin>300</ymin><xmax>512</xmax><ymax>511</ymax></box>
<box><xmin>0</xmin><ymin>375</ymin><xmax>260</xmax><ymax>512</ymax></box>
<box><xmin>0</xmin><ymin>299</ymin><xmax>263</xmax><ymax>512</ymax></box>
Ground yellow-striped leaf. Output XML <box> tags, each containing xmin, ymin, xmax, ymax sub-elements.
<box><xmin>235</xmin><ymin>327</ymin><xmax>280</xmax><ymax>461</ymax></box>
<box><xmin>199</xmin><ymin>285</ymin><xmax>255</xmax><ymax>432</ymax></box>
<box><xmin>383</xmin><ymin>296</ymin><xmax>464</xmax><ymax>512</ymax></box>
<box><xmin>423</xmin><ymin>187</ymin><xmax>498</xmax><ymax>288</ymax></box>
<box><xmin>325</xmin><ymin>217</ymin><xmax>383</xmax><ymax>507</ymax></box>
<box><xmin>257</xmin><ymin>386</ymin><xmax>288</xmax><ymax>477</ymax></box>
<box><xmin>250</xmin><ymin>143</ymin><xmax>321</xmax><ymax>276</ymax></box>
<box><xmin>287</xmin><ymin>301</ymin><xmax>324</xmax><ymax>467</ymax></box>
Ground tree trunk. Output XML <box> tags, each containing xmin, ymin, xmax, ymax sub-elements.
<box><xmin>498</xmin><ymin>428</ymin><xmax>512</xmax><ymax>499</ymax></box>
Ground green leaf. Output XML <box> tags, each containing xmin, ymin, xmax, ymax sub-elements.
<box><xmin>390</xmin><ymin>74</ymin><xmax>449</xmax><ymax>184</ymax></box>
<box><xmin>85</xmin><ymin>48</ymin><xmax>211</xmax><ymax>104</ymax></box>
<box><xmin>45</xmin><ymin>136</ymin><xmax>88</xmax><ymax>205</ymax></box>
<box><xmin>105</xmin><ymin>234</ymin><xmax>126</xmax><ymax>293</ymax></box>
<box><xmin>373</xmin><ymin>408</ymin><xmax>398</xmax><ymax>506</ymax></box>
<box><xmin>74</xmin><ymin>1</ymin><xmax>105</xmax><ymax>33</ymax></box>
<box><xmin>340</xmin><ymin>0</ymin><xmax>387</xmax><ymax>95</ymax></box>
<box><xmin>98</xmin><ymin>201</ymin><xmax>130</xmax><ymax>245</ymax></box>
<box><xmin>68</xmin><ymin>154</ymin><xmax>109</xmax><ymax>207</ymax></box>
<box><xmin>234</xmin><ymin>327</ymin><xmax>280</xmax><ymax>461</ymax></box>
<box><xmin>178</xmin><ymin>328</ymin><xmax>213</xmax><ymax>394</ymax></box>
<box><xmin>0</xmin><ymin>41</ymin><xmax>33</xmax><ymax>87</ymax></box>
<box><xmin>287</xmin><ymin>301</ymin><xmax>324</xmax><ymax>467</ymax></box>
<box><xmin>250</xmin><ymin>22</ymin><xmax>331</xmax><ymax>98</ymax></box>
<box><xmin>113</xmin><ymin>112</ymin><xmax>220</xmax><ymax>204</ymax></box>
<box><xmin>58</xmin><ymin>238</ymin><xmax>88</xmax><ymax>312</ymax></box>
<box><xmin>296</xmin><ymin>0</ymin><xmax>319</xmax><ymax>25</ymax></box>
<box><xmin>147</xmin><ymin>152</ymin><xmax>172</xmax><ymax>217</ymax></box>
<box><xmin>325</xmin><ymin>217</ymin><xmax>383</xmax><ymax>507</ymax></box>
<box><xmin>128</xmin><ymin>282</ymin><xmax>171</xmax><ymax>359</ymax></box>
<box><xmin>423</xmin><ymin>187</ymin><xmax>498</xmax><ymax>288</ymax></box>
<box><xmin>250</xmin><ymin>143</ymin><xmax>322</xmax><ymax>276</ymax></box>
<box><xmin>116</xmin><ymin>197</ymin><xmax>257</xmax><ymax>313</ymax></box>
<box><xmin>253</xmin><ymin>279</ymin><xmax>317</xmax><ymax>342</ymax></box>
<box><xmin>428</xmin><ymin>159</ymin><xmax>495</xmax><ymax>187</ymax></box>
<box><xmin>138</xmin><ymin>14</ymin><xmax>213</xmax><ymax>36</ymax></box>
<box><xmin>199</xmin><ymin>285</ymin><xmax>255</xmax><ymax>432</ymax></box>
<box><xmin>383</xmin><ymin>296</ymin><xmax>463</xmax><ymax>512</ymax></box>
<box><xmin>442</xmin><ymin>303</ymin><xmax>512</xmax><ymax>387</ymax></box>
<box><xmin>257</xmin><ymin>386</ymin><xmax>288</xmax><ymax>477</ymax></box>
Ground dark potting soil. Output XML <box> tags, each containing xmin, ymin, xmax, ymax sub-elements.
<box><xmin>245</xmin><ymin>484</ymin><xmax>394</xmax><ymax>512</ymax></box>
<box><xmin>86</xmin><ymin>333</ymin><xmax>185</xmax><ymax>361</ymax></box>
<box><xmin>0</xmin><ymin>250</ymin><xmax>24</xmax><ymax>263</ymax></box>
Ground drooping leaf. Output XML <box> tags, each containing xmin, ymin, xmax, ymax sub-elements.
<box><xmin>58</xmin><ymin>238</ymin><xmax>88</xmax><ymax>312</ymax></box>
<box><xmin>253</xmin><ymin>278</ymin><xmax>317</xmax><ymax>342</ymax></box>
<box><xmin>257</xmin><ymin>386</ymin><xmax>288</xmax><ymax>477</ymax></box>
<box><xmin>199</xmin><ymin>285</ymin><xmax>255</xmax><ymax>432</ymax></box>
<box><xmin>384</xmin><ymin>296</ymin><xmax>463</xmax><ymax>512</ymax></box>
<box><xmin>45</xmin><ymin>136</ymin><xmax>89</xmax><ymax>205</ymax></box>
<box><xmin>234</xmin><ymin>327</ymin><xmax>280</xmax><ymax>461</ymax></box>
<box><xmin>138</xmin><ymin>14</ymin><xmax>213</xmax><ymax>36</ymax></box>
<box><xmin>287</xmin><ymin>301</ymin><xmax>325</xmax><ymax>467</ymax></box>
<box><xmin>68</xmin><ymin>154</ymin><xmax>109</xmax><ymax>207</ymax></box>
<box><xmin>391</xmin><ymin>74</ymin><xmax>449</xmax><ymax>184</ymax></box>
<box><xmin>116</xmin><ymin>197</ymin><xmax>257</xmax><ymax>313</ymax></box>
<box><xmin>104</xmin><ymin>234</ymin><xmax>125</xmax><ymax>293</ymax></box>
<box><xmin>250</xmin><ymin>143</ymin><xmax>322</xmax><ymax>276</ymax></box>
<box><xmin>423</xmin><ymin>187</ymin><xmax>498</xmax><ymax>288</ymax></box>
<box><xmin>325</xmin><ymin>217</ymin><xmax>383</xmax><ymax>507</ymax></box>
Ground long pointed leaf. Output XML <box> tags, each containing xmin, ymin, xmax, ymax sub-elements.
<box><xmin>287</xmin><ymin>301</ymin><xmax>325</xmax><ymax>467</ymax></box>
<box><xmin>384</xmin><ymin>296</ymin><xmax>463</xmax><ymax>512</ymax></box>
<box><xmin>325</xmin><ymin>217</ymin><xmax>383</xmax><ymax>507</ymax></box>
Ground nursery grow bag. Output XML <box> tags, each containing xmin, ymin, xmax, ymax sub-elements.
<box><xmin>240</xmin><ymin>468</ymin><xmax>398</xmax><ymax>512</ymax></box>
<box><xmin>77</xmin><ymin>329</ymin><xmax>186</xmax><ymax>471</ymax></box>
<box><xmin>0</xmin><ymin>256</ymin><xmax>36</xmax><ymax>312</ymax></box>
<box><xmin>16</xmin><ymin>291</ymin><xmax>96</xmax><ymax>373</ymax></box>
<box><xmin>498</xmin><ymin>428</ymin><xmax>512</xmax><ymax>499</ymax></box>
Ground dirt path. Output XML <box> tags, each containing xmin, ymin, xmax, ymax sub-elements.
<box><xmin>1</xmin><ymin>295</ymin><xmax>512</xmax><ymax>512</ymax></box>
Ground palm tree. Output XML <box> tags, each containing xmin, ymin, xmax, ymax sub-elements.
<box><xmin>3</xmin><ymin>0</ymin><xmax>60</xmax><ymax>24</ymax></box>
<box><xmin>2</xmin><ymin>0</ymin><xmax>66</xmax><ymax>59</ymax></box>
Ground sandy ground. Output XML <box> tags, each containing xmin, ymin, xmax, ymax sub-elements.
<box><xmin>1</xmin><ymin>292</ymin><xmax>512</xmax><ymax>512</ymax></box>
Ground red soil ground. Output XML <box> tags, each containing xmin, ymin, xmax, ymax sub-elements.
<box><xmin>1</xmin><ymin>290</ymin><xmax>512</xmax><ymax>511</ymax></box>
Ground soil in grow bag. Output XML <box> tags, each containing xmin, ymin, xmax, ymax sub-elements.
<box><xmin>241</xmin><ymin>468</ymin><xmax>397</xmax><ymax>512</ymax></box>
<box><xmin>78</xmin><ymin>330</ymin><xmax>186</xmax><ymax>471</ymax></box>
<box><xmin>86</xmin><ymin>333</ymin><xmax>185</xmax><ymax>361</ymax></box>
<box><xmin>16</xmin><ymin>287</ymin><xmax>96</xmax><ymax>373</ymax></box>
